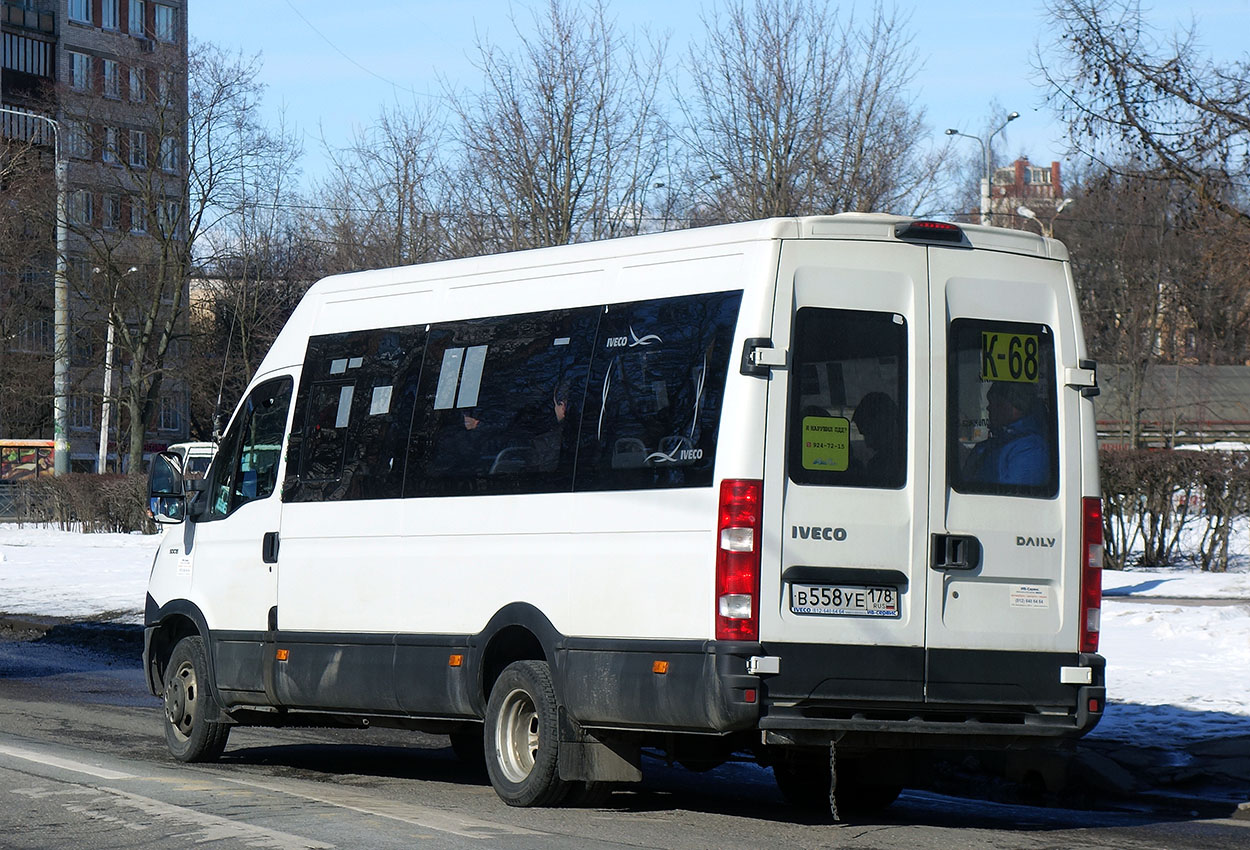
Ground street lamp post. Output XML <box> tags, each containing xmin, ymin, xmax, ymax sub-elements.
<box><xmin>0</xmin><ymin>106</ymin><xmax>70</xmax><ymax>475</ymax></box>
<box><xmin>1017</xmin><ymin>198</ymin><xmax>1073</xmax><ymax>238</ymax></box>
<box><xmin>95</xmin><ymin>265</ymin><xmax>138</xmax><ymax>473</ymax></box>
<box><xmin>945</xmin><ymin>111</ymin><xmax>1019</xmax><ymax>226</ymax></box>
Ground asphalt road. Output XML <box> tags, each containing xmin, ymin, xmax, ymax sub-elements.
<box><xmin>0</xmin><ymin>630</ymin><xmax>1247</xmax><ymax>850</ymax></box>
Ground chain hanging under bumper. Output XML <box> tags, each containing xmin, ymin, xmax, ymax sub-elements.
<box><xmin>828</xmin><ymin>739</ymin><xmax>840</xmax><ymax>822</ymax></box>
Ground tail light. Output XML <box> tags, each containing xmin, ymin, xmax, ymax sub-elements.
<box><xmin>716</xmin><ymin>479</ymin><xmax>763</xmax><ymax>642</ymax></box>
<box><xmin>1080</xmin><ymin>496</ymin><xmax>1103</xmax><ymax>653</ymax></box>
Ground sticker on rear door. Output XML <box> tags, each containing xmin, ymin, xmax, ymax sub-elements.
<box><xmin>800</xmin><ymin>415</ymin><xmax>850</xmax><ymax>471</ymax></box>
<box><xmin>981</xmin><ymin>331</ymin><xmax>1040</xmax><ymax>383</ymax></box>
<box><xmin>1010</xmin><ymin>584</ymin><xmax>1050</xmax><ymax>608</ymax></box>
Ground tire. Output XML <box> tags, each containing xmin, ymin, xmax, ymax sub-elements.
<box><xmin>773</xmin><ymin>760</ymin><xmax>831</xmax><ymax>811</ymax></box>
<box><xmin>484</xmin><ymin>660</ymin><xmax>568</xmax><ymax>807</ymax></box>
<box><xmin>162</xmin><ymin>636</ymin><xmax>230</xmax><ymax>763</ymax></box>
<box><xmin>773</xmin><ymin>758</ymin><xmax>901</xmax><ymax>817</ymax></box>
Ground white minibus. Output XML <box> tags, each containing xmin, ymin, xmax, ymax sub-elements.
<box><xmin>145</xmin><ymin>214</ymin><xmax>1104</xmax><ymax>814</ymax></box>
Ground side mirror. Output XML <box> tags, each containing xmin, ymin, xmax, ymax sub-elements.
<box><xmin>148</xmin><ymin>451</ymin><xmax>186</xmax><ymax>525</ymax></box>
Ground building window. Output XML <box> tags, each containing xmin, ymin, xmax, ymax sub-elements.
<box><xmin>104</xmin><ymin>194</ymin><xmax>122</xmax><ymax>230</ymax></box>
<box><xmin>69</xmin><ymin>396</ymin><xmax>94</xmax><ymax>430</ymax></box>
<box><xmin>130</xmin><ymin>197</ymin><xmax>147</xmax><ymax>233</ymax></box>
<box><xmin>69</xmin><ymin>0</ymin><xmax>90</xmax><ymax>24</ymax></box>
<box><xmin>159</xmin><ymin>136</ymin><xmax>179</xmax><ymax>172</ymax></box>
<box><xmin>129</xmin><ymin>0</ymin><xmax>145</xmax><ymax>35</ymax></box>
<box><xmin>154</xmin><ymin>4</ymin><xmax>175</xmax><ymax>42</ymax></box>
<box><xmin>129</xmin><ymin>129</ymin><xmax>148</xmax><ymax>168</ymax></box>
<box><xmin>70</xmin><ymin>189</ymin><xmax>94</xmax><ymax>226</ymax></box>
<box><xmin>159</xmin><ymin>393</ymin><xmax>184</xmax><ymax>432</ymax></box>
<box><xmin>157</xmin><ymin>69</ymin><xmax>175</xmax><ymax>104</ymax></box>
<box><xmin>3</xmin><ymin>33</ymin><xmax>53</xmax><ymax>78</ymax></box>
<box><xmin>68</xmin><ymin>51</ymin><xmax>91</xmax><ymax>90</ymax></box>
<box><xmin>67</xmin><ymin>121</ymin><xmax>92</xmax><ymax>159</ymax></box>
<box><xmin>103</xmin><ymin>126</ymin><xmax>119</xmax><ymax>164</ymax></box>
<box><xmin>15</xmin><ymin>317</ymin><xmax>52</xmax><ymax>354</ymax></box>
<box><xmin>157</xmin><ymin>199</ymin><xmax>181</xmax><ymax>237</ymax></box>
<box><xmin>102</xmin><ymin>0</ymin><xmax>119</xmax><ymax>30</ymax></box>
<box><xmin>103</xmin><ymin>59</ymin><xmax>120</xmax><ymax>99</ymax></box>
<box><xmin>129</xmin><ymin>66</ymin><xmax>146</xmax><ymax>102</ymax></box>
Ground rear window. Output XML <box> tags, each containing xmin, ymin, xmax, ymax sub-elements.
<box><xmin>948</xmin><ymin>319</ymin><xmax>1058</xmax><ymax>498</ymax></box>
<box><xmin>787</xmin><ymin>307</ymin><xmax>907</xmax><ymax>489</ymax></box>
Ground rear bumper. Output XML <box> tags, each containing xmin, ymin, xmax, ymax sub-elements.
<box><xmin>756</xmin><ymin>643</ymin><xmax>1104</xmax><ymax>747</ymax></box>
<box><xmin>558</xmin><ymin>639</ymin><xmax>1103</xmax><ymax>749</ymax></box>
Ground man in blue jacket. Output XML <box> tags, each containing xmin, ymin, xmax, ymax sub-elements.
<box><xmin>969</xmin><ymin>382</ymin><xmax>1048</xmax><ymax>487</ymax></box>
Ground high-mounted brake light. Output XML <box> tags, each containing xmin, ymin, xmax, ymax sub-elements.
<box><xmin>715</xmin><ymin>479</ymin><xmax>763</xmax><ymax>642</ymax></box>
<box><xmin>1080</xmin><ymin>497</ymin><xmax>1103</xmax><ymax>653</ymax></box>
<box><xmin>894</xmin><ymin>219</ymin><xmax>967</xmax><ymax>244</ymax></box>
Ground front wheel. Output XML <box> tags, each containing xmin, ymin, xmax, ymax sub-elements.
<box><xmin>162</xmin><ymin>636</ymin><xmax>230</xmax><ymax>762</ymax></box>
<box><xmin>484</xmin><ymin>660</ymin><xmax>567</xmax><ymax>807</ymax></box>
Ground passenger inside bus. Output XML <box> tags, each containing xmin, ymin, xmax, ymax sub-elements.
<box><xmin>852</xmin><ymin>391</ymin><xmax>903</xmax><ymax>486</ymax></box>
<box><xmin>965</xmin><ymin>382</ymin><xmax>1048</xmax><ymax>487</ymax></box>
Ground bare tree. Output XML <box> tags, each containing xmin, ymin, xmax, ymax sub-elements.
<box><xmin>309</xmin><ymin>103</ymin><xmax>448</xmax><ymax>272</ymax></box>
<box><xmin>1040</xmin><ymin>0</ymin><xmax>1250</xmax><ymax>226</ymax></box>
<box><xmin>0</xmin><ymin>140</ymin><xmax>55</xmax><ymax>438</ymax></box>
<box><xmin>679</xmin><ymin>0</ymin><xmax>941</xmax><ymax>224</ymax></box>
<box><xmin>448</xmin><ymin>0</ymin><xmax>668</xmax><ymax>252</ymax></box>
<box><xmin>61</xmin><ymin>41</ymin><xmax>297</xmax><ymax>470</ymax></box>
<box><xmin>1063</xmin><ymin>165</ymin><xmax>1189</xmax><ymax>447</ymax></box>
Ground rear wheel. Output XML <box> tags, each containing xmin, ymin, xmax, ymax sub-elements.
<box><xmin>162</xmin><ymin>636</ymin><xmax>230</xmax><ymax>762</ymax></box>
<box><xmin>484</xmin><ymin>660</ymin><xmax>568</xmax><ymax>807</ymax></box>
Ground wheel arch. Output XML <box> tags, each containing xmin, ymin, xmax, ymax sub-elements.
<box><xmin>143</xmin><ymin>595</ymin><xmax>214</xmax><ymax>699</ymax></box>
<box><xmin>473</xmin><ymin>602</ymin><xmax>563</xmax><ymax>712</ymax></box>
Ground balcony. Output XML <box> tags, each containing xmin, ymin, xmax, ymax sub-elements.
<box><xmin>2</xmin><ymin>2</ymin><xmax>54</xmax><ymax>34</ymax></box>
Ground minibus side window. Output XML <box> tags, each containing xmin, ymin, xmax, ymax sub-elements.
<box><xmin>948</xmin><ymin>319</ymin><xmax>1059</xmax><ymax>498</ymax></box>
<box><xmin>787</xmin><ymin>308</ymin><xmax>907</xmax><ymax>489</ymax></box>
<box><xmin>205</xmin><ymin>376</ymin><xmax>292</xmax><ymax>520</ymax></box>
<box><xmin>575</xmin><ymin>290</ymin><xmax>742</xmax><ymax>492</ymax></box>
<box><xmin>285</xmin><ymin>326</ymin><xmax>425</xmax><ymax>502</ymax></box>
<box><xmin>405</xmin><ymin>308</ymin><xmax>598</xmax><ymax>497</ymax></box>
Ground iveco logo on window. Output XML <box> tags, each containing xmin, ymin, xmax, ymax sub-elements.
<box><xmin>606</xmin><ymin>325</ymin><xmax>662</xmax><ymax>349</ymax></box>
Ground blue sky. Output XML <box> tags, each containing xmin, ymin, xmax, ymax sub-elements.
<box><xmin>191</xmin><ymin>0</ymin><xmax>1249</xmax><ymax>190</ymax></box>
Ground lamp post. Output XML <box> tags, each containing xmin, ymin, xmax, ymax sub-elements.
<box><xmin>945</xmin><ymin>111</ymin><xmax>1019</xmax><ymax>226</ymax></box>
<box><xmin>1017</xmin><ymin>198</ymin><xmax>1073</xmax><ymax>238</ymax></box>
<box><xmin>95</xmin><ymin>265</ymin><xmax>138</xmax><ymax>473</ymax></box>
<box><xmin>0</xmin><ymin>106</ymin><xmax>69</xmax><ymax>475</ymax></box>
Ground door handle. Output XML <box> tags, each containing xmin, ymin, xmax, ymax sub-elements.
<box><xmin>262</xmin><ymin>531</ymin><xmax>280</xmax><ymax>564</ymax></box>
<box><xmin>930</xmin><ymin>534</ymin><xmax>981</xmax><ymax>571</ymax></box>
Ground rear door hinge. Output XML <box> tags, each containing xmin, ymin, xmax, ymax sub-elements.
<box><xmin>1065</xmin><ymin>359</ymin><xmax>1099</xmax><ymax>398</ymax></box>
<box><xmin>740</xmin><ymin>337</ymin><xmax>787</xmax><ymax>377</ymax></box>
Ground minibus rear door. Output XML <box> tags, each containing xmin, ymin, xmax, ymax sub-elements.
<box><xmin>758</xmin><ymin>238</ymin><xmax>931</xmax><ymax>702</ymax></box>
<box><xmin>925</xmin><ymin>246</ymin><xmax>1084</xmax><ymax>708</ymax></box>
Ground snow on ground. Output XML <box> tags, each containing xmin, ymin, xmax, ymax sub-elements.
<box><xmin>0</xmin><ymin>524</ymin><xmax>157</xmax><ymax>621</ymax></box>
<box><xmin>1</xmin><ymin>523</ymin><xmax>1247</xmax><ymax>743</ymax></box>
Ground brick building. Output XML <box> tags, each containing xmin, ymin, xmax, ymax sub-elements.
<box><xmin>1</xmin><ymin>0</ymin><xmax>190</xmax><ymax>471</ymax></box>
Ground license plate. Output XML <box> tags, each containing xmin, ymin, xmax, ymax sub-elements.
<box><xmin>789</xmin><ymin>583</ymin><xmax>900</xmax><ymax>618</ymax></box>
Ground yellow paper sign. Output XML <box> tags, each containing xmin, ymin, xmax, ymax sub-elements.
<box><xmin>801</xmin><ymin>416</ymin><xmax>850</xmax><ymax>471</ymax></box>
<box><xmin>980</xmin><ymin>332</ymin><xmax>1040</xmax><ymax>383</ymax></box>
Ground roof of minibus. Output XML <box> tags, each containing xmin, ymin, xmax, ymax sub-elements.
<box><xmin>307</xmin><ymin>214</ymin><xmax>1063</xmax><ymax>299</ymax></box>
<box><xmin>255</xmin><ymin>214</ymin><xmax>1066</xmax><ymax>377</ymax></box>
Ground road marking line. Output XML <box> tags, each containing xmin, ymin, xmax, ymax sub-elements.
<box><xmin>215</xmin><ymin>773</ymin><xmax>542</xmax><ymax>839</ymax></box>
<box><xmin>99</xmin><ymin>786</ymin><xmax>334</xmax><ymax>850</ymax></box>
<box><xmin>0</xmin><ymin>742</ymin><xmax>134</xmax><ymax>780</ymax></box>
